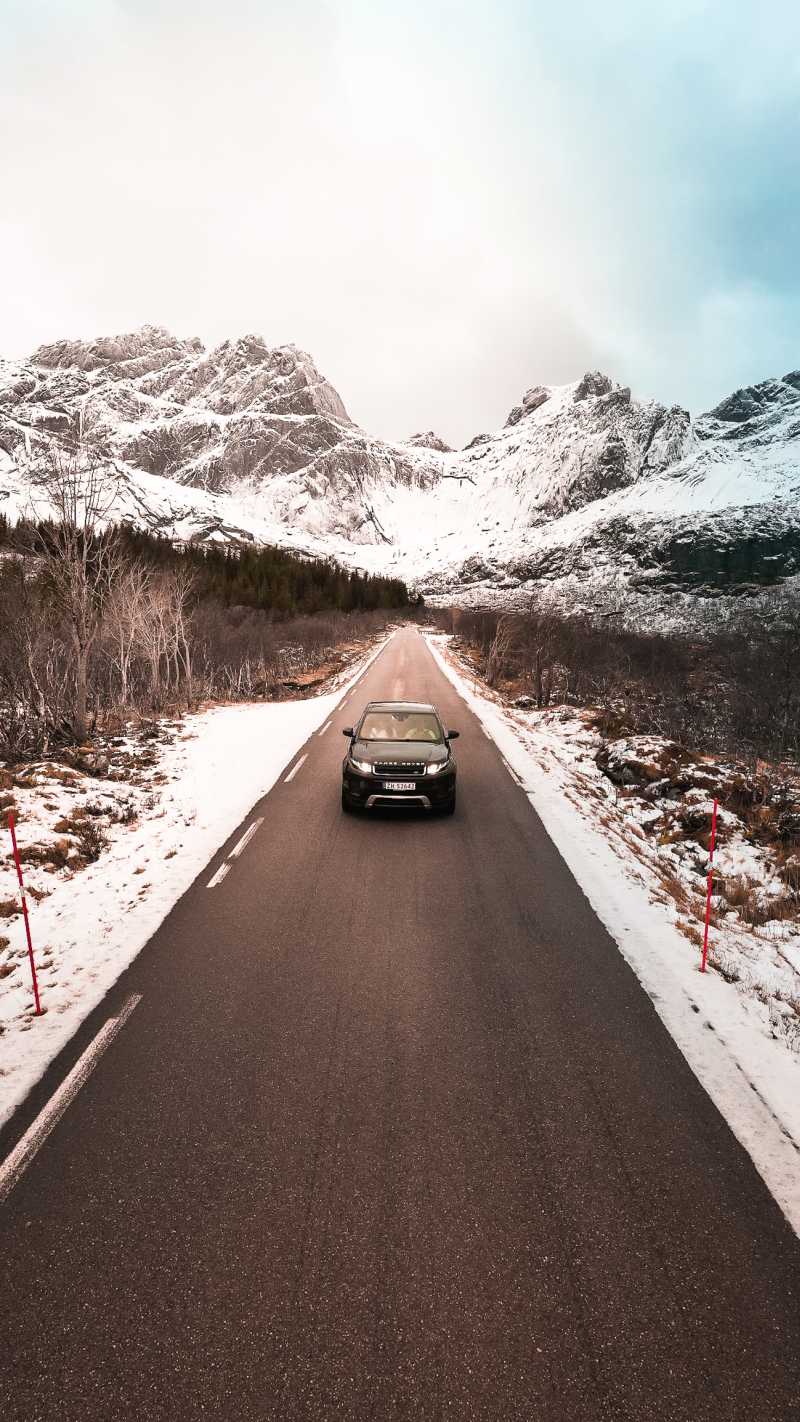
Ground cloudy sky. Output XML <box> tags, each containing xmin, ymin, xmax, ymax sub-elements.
<box><xmin>2</xmin><ymin>0</ymin><xmax>799</xmax><ymax>443</ymax></box>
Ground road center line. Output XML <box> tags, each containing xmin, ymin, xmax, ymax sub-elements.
<box><xmin>206</xmin><ymin>861</ymin><xmax>231</xmax><ymax>888</ymax></box>
<box><xmin>318</xmin><ymin>720</ymin><xmax>332</xmax><ymax>736</ymax></box>
<box><xmin>0</xmin><ymin>993</ymin><xmax>143</xmax><ymax>1205</ymax></box>
<box><xmin>284</xmin><ymin>753</ymin><xmax>307</xmax><ymax>784</ymax></box>
<box><xmin>229</xmin><ymin>818</ymin><xmax>263</xmax><ymax>859</ymax></box>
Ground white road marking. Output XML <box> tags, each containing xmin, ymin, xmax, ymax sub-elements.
<box><xmin>284</xmin><ymin>753</ymin><xmax>307</xmax><ymax>783</ymax></box>
<box><xmin>206</xmin><ymin>861</ymin><xmax>231</xmax><ymax>888</ymax></box>
<box><xmin>0</xmin><ymin>994</ymin><xmax>142</xmax><ymax>1205</ymax></box>
<box><xmin>229</xmin><ymin>818</ymin><xmax>263</xmax><ymax>859</ymax></box>
<box><xmin>318</xmin><ymin>720</ymin><xmax>332</xmax><ymax>736</ymax></box>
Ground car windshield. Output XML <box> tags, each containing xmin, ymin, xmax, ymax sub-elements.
<box><xmin>358</xmin><ymin>710</ymin><xmax>443</xmax><ymax>743</ymax></box>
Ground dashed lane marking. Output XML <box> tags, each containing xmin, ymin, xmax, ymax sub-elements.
<box><xmin>318</xmin><ymin>720</ymin><xmax>333</xmax><ymax>736</ymax></box>
<box><xmin>206</xmin><ymin>862</ymin><xmax>231</xmax><ymax>888</ymax></box>
<box><xmin>0</xmin><ymin>994</ymin><xmax>143</xmax><ymax>1205</ymax></box>
<box><xmin>284</xmin><ymin>753</ymin><xmax>308</xmax><ymax>784</ymax></box>
<box><xmin>229</xmin><ymin>818</ymin><xmax>263</xmax><ymax>859</ymax></box>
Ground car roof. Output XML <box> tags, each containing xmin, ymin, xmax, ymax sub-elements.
<box><xmin>362</xmin><ymin>701</ymin><xmax>438</xmax><ymax>714</ymax></box>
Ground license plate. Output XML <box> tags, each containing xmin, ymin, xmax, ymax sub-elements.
<box><xmin>383</xmin><ymin>781</ymin><xmax>416</xmax><ymax>792</ymax></box>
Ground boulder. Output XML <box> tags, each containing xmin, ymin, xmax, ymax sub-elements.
<box><xmin>595</xmin><ymin>736</ymin><xmax>685</xmax><ymax>787</ymax></box>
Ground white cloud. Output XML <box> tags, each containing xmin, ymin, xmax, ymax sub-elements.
<box><xmin>1</xmin><ymin>0</ymin><xmax>797</xmax><ymax>440</ymax></box>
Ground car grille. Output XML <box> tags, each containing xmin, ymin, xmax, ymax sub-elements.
<box><xmin>374</xmin><ymin>761</ymin><xmax>426</xmax><ymax>777</ymax></box>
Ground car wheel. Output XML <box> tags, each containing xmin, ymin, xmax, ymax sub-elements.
<box><xmin>342</xmin><ymin>788</ymin><xmax>355</xmax><ymax>813</ymax></box>
<box><xmin>441</xmin><ymin>796</ymin><xmax>456</xmax><ymax>816</ymax></box>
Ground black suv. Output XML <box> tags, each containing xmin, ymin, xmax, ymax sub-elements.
<box><xmin>341</xmin><ymin>701</ymin><xmax>459</xmax><ymax>814</ymax></box>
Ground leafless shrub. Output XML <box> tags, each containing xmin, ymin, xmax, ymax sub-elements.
<box><xmin>16</xmin><ymin>838</ymin><xmax>72</xmax><ymax>870</ymax></box>
<box><xmin>73</xmin><ymin>818</ymin><xmax>108</xmax><ymax>863</ymax></box>
<box><xmin>448</xmin><ymin>598</ymin><xmax>800</xmax><ymax>763</ymax></box>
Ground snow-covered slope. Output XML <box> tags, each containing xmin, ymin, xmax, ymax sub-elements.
<box><xmin>1</xmin><ymin>325</ymin><xmax>798</xmax><ymax>627</ymax></box>
<box><xmin>0</xmin><ymin>325</ymin><xmax>440</xmax><ymax>550</ymax></box>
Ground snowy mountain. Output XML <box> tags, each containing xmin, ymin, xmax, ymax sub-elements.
<box><xmin>1</xmin><ymin>325</ymin><xmax>798</xmax><ymax>628</ymax></box>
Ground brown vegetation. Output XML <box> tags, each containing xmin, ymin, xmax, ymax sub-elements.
<box><xmin>0</xmin><ymin>453</ymin><xmax>411</xmax><ymax>761</ymax></box>
<box><xmin>430</xmin><ymin>601</ymin><xmax>800</xmax><ymax>763</ymax></box>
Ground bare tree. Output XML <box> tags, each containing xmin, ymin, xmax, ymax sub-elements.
<box><xmin>484</xmin><ymin>617</ymin><xmax>512</xmax><ymax>687</ymax></box>
<box><xmin>28</xmin><ymin>452</ymin><xmax>124</xmax><ymax>741</ymax></box>
<box><xmin>104</xmin><ymin>560</ymin><xmax>153</xmax><ymax>707</ymax></box>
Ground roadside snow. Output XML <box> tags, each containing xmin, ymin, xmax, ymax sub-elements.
<box><xmin>0</xmin><ymin>637</ymin><xmax>390</xmax><ymax>1128</ymax></box>
<box><xmin>425</xmin><ymin>633</ymin><xmax>800</xmax><ymax>1237</ymax></box>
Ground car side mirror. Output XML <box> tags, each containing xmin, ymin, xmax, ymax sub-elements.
<box><xmin>342</xmin><ymin>726</ymin><xmax>354</xmax><ymax>737</ymax></box>
<box><xmin>447</xmin><ymin>729</ymin><xmax>460</xmax><ymax>740</ymax></box>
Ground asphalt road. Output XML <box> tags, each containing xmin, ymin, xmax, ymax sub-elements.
<box><xmin>1</xmin><ymin>627</ymin><xmax>799</xmax><ymax>1421</ymax></box>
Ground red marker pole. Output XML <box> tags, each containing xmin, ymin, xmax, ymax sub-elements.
<box><xmin>700</xmin><ymin>797</ymin><xmax>719</xmax><ymax>975</ymax></box>
<box><xmin>7</xmin><ymin>811</ymin><xmax>42</xmax><ymax>1015</ymax></box>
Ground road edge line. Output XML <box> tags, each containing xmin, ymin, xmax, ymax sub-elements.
<box><xmin>0</xmin><ymin>993</ymin><xmax>143</xmax><ymax>1205</ymax></box>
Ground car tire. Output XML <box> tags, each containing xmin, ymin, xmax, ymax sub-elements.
<box><xmin>341</xmin><ymin>788</ymin><xmax>355</xmax><ymax>813</ymax></box>
<box><xmin>441</xmin><ymin>796</ymin><xmax>456</xmax><ymax>816</ymax></box>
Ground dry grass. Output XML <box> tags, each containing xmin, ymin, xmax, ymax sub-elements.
<box><xmin>775</xmin><ymin>846</ymin><xmax>800</xmax><ymax>893</ymax></box>
<box><xmin>656</xmin><ymin>869</ymin><xmax>694</xmax><ymax>915</ymax></box>
<box><xmin>49</xmin><ymin>806</ymin><xmax>108</xmax><ymax>864</ymax></box>
<box><xmin>676</xmin><ymin>916</ymin><xmax>704</xmax><ymax>949</ymax></box>
<box><xmin>721</xmin><ymin>875</ymin><xmax>798</xmax><ymax>928</ymax></box>
<box><xmin>0</xmin><ymin>897</ymin><xmax>19</xmax><ymax>918</ymax></box>
<box><xmin>708</xmin><ymin>949</ymin><xmax>742</xmax><ymax>984</ymax></box>
<box><xmin>16</xmin><ymin>838</ymin><xmax>72</xmax><ymax>870</ymax></box>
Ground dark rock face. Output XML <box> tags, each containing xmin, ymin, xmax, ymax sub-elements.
<box><xmin>644</xmin><ymin>520</ymin><xmax>800</xmax><ymax>591</ymax></box>
<box><xmin>575</xmin><ymin>371</ymin><xmax>614</xmax><ymax>401</ymax></box>
<box><xmin>709</xmin><ymin>378</ymin><xmax>797</xmax><ymax>423</ymax></box>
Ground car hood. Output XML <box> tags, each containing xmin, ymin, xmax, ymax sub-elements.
<box><xmin>351</xmin><ymin>739</ymin><xmax>450</xmax><ymax>768</ymax></box>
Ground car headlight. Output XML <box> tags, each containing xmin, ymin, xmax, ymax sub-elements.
<box><xmin>349</xmin><ymin>755</ymin><xmax>373</xmax><ymax>774</ymax></box>
<box><xmin>426</xmin><ymin>759</ymin><xmax>450</xmax><ymax>776</ymax></box>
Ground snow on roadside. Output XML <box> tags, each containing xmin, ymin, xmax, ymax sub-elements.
<box><xmin>425</xmin><ymin>633</ymin><xmax>800</xmax><ymax>1237</ymax></box>
<box><xmin>0</xmin><ymin>637</ymin><xmax>390</xmax><ymax>1129</ymax></box>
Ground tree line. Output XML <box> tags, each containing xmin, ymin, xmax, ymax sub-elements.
<box><xmin>432</xmin><ymin>602</ymin><xmax>800</xmax><ymax>764</ymax></box>
<box><xmin>0</xmin><ymin>457</ymin><xmax>414</xmax><ymax>759</ymax></box>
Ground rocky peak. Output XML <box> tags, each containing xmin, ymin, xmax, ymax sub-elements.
<box><xmin>405</xmin><ymin>431</ymin><xmax>453</xmax><ymax>452</ymax></box>
<box><xmin>141</xmin><ymin>337</ymin><xmax>353</xmax><ymax>423</ymax></box>
<box><xmin>31</xmin><ymin>325</ymin><xmax>201</xmax><ymax>374</ymax></box>
<box><xmin>574</xmin><ymin>371</ymin><xmax>614</xmax><ymax>401</ymax></box>
<box><xmin>708</xmin><ymin>375</ymin><xmax>800</xmax><ymax>424</ymax></box>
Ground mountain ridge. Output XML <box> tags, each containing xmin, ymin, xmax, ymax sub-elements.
<box><xmin>1</xmin><ymin>326</ymin><xmax>798</xmax><ymax>629</ymax></box>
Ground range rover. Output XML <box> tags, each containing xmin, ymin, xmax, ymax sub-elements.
<box><xmin>341</xmin><ymin>701</ymin><xmax>459</xmax><ymax>814</ymax></box>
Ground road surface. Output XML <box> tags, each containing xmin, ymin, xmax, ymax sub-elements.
<box><xmin>1</xmin><ymin>628</ymin><xmax>799</xmax><ymax>1420</ymax></box>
